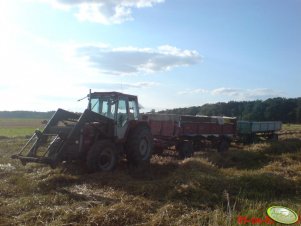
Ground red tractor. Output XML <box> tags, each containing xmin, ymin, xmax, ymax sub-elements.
<box><xmin>12</xmin><ymin>91</ymin><xmax>153</xmax><ymax>172</ymax></box>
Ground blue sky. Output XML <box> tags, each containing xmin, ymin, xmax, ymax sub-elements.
<box><xmin>0</xmin><ymin>0</ymin><xmax>300</xmax><ymax>112</ymax></box>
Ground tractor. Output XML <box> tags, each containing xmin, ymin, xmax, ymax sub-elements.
<box><xmin>12</xmin><ymin>91</ymin><xmax>153</xmax><ymax>172</ymax></box>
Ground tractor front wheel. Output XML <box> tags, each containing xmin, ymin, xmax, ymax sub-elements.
<box><xmin>126</xmin><ymin>126</ymin><xmax>153</xmax><ymax>166</ymax></box>
<box><xmin>87</xmin><ymin>140</ymin><xmax>117</xmax><ymax>172</ymax></box>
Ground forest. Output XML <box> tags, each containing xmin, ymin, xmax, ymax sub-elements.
<box><xmin>158</xmin><ymin>97</ymin><xmax>301</xmax><ymax>123</ymax></box>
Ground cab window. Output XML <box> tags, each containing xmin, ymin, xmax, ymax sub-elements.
<box><xmin>117</xmin><ymin>99</ymin><xmax>128</xmax><ymax>127</ymax></box>
<box><xmin>91</xmin><ymin>98</ymin><xmax>100</xmax><ymax>113</ymax></box>
<box><xmin>129</xmin><ymin>100</ymin><xmax>138</xmax><ymax>120</ymax></box>
<box><xmin>91</xmin><ymin>97</ymin><xmax>116</xmax><ymax>119</ymax></box>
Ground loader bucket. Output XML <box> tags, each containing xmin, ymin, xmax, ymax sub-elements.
<box><xmin>11</xmin><ymin>108</ymin><xmax>115</xmax><ymax>168</ymax></box>
<box><xmin>11</xmin><ymin>108</ymin><xmax>80</xmax><ymax>167</ymax></box>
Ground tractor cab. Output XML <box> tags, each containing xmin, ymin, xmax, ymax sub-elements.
<box><xmin>88</xmin><ymin>92</ymin><xmax>140</xmax><ymax>139</ymax></box>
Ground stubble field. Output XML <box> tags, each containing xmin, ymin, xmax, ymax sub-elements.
<box><xmin>1</xmin><ymin>118</ymin><xmax>301</xmax><ymax>225</ymax></box>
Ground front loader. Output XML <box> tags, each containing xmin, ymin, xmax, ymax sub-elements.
<box><xmin>12</xmin><ymin>91</ymin><xmax>153</xmax><ymax>172</ymax></box>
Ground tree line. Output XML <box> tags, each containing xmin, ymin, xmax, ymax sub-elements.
<box><xmin>0</xmin><ymin>111</ymin><xmax>55</xmax><ymax>119</ymax></box>
<box><xmin>1</xmin><ymin>97</ymin><xmax>301</xmax><ymax>123</ymax></box>
<box><xmin>157</xmin><ymin>97</ymin><xmax>301</xmax><ymax>123</ymax></box>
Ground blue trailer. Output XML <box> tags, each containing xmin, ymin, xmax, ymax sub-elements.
<box><xmin>237</xmin><ymin>121</ymin><xmax>282</xmax><ymax>143</ymax></box>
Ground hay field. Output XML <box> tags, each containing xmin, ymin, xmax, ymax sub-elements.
<box><xmin>1</xmin><ymin>120</ymin><xmax>301</xmax><ymax>225</ymax></box>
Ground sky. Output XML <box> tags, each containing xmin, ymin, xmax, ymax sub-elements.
<box><xmin>0</xmin><ymin>0</ymin><xmax>300</xmax><ymax>112</ymax></box>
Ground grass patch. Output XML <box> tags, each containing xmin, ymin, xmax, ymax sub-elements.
<box><xmin>0</xmin><ymin>127</ymin><xmax>38</xmax><ymax>137</ymax></box>
<box><xmin>265</xmin><ymin>138</ymin><xmax>301</xmax><ymax>154</ymax></box>
<box><xmin>0</xmin><ymin>118</ymin><xmax>44</xmax><ymax>127</ymax></box>
<box><xmin>0</xmin><ymin>118</ymin><xmax>44</xmax><ymax>137</ymax></box>
<box><xmin>282</xmin><ymin>123</ymin><xmax>301</xmax><ymax>131</ymax></box>
<box><xmin>1</xmin><ymin>133</ymin><xmax>301</xmax><ymax>225</ymax></box>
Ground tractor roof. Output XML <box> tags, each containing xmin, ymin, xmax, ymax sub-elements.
<box><xmin>90</xmin><ymin>91</ymin><xmax>138</xmax><ymax>100</ymax></box>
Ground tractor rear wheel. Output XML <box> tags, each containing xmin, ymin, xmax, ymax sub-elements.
<box><xmin>126</xmin><ymin>126</ymin><xmax>153</xmax><ymax>166</ymax></box>
<box><xmin>87</xmin><ymin>140</ymin><xmax>117</xmax><ymax>172</ymax></box>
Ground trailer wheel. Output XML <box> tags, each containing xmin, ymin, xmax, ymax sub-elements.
<box><xmin>270</xmin><ymin>134</ymin><xmax>278</xmax><ymax>141</ymax></box>
<box><xmin>177</xmin><ymin>140</ymin><xmax>193</xmax><ymax>159</ymax></box>
<box><xmin>242</xmin><ymin>134</ymin><xmax>254</xmax><ymax>144</ymax></box>
<box><xmin>87</xmin><ymin>140</ymin><xmax>117</xmax><ymax>172</ymax></box>
<box><xmin>126</xmin><ymin>126</ymin><xmax>153</xmax><ymax>166</ymax></box>
<box><xmin>153</xmin><ymin>146</ymin><xmax>164</xmax><ymax>155</ymax></box>
<box><xmin>218</xmin><ymin>139</ymin><xmax>230</xmax><ymax>152</ymax></box>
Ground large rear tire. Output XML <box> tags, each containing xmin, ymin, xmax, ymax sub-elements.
<box><xmin>126</xmin><ymin>126</ymin><xmax>153</xmax><ymax>166</ymax></box>
<box><xmin>86</xmin><ymin>140</ymin><xmax>117</xmax><ymax>172</ymax></box>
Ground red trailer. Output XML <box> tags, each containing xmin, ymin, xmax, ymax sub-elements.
<box><xmin>142</xmin><ymin>114</ymin><xmax>237</xmax><ymax>158</ymax></box>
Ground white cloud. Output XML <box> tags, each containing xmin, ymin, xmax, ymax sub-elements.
<box><xmin>211</xmin><ymin>88</ymin><xmax>242</xmax><ymax>96</ymax></box>
<box><xmin>84</xmin><ymin>81</ymin><xmax>159</xmax><ymax>90</ymax></box>
<box><xmin>212</xmin><ymin>87</ymin><xmax>282</xmax><ymax>100</ymax></box>
<box><xmin>178</xmin><ymin>88</ymin><xmax>208</xmax><ymax>95</ymax></box>
<box><xmin>38</xmin><ymin>0</ymin><xmax>165</xmax><ymax>24</ymax></box>
<box><xmin>75</xmin><ymin>44</ymin><xmax>201</xmax><ymax>75</ymax></box>
<box><xmin>178</xmin><ymin>87</ymin><xmax>283</xmax><ymax>100</ymax></box>
<box><xmin>121</xmin><ymin>81</ymin><xmax>159</xmax><ymax>88</ymax></box>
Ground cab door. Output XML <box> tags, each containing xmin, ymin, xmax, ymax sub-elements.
<box><xmin>116</xmin><ymin>97</ymin><xmax>129</xmax><ymax>139</ymax></box>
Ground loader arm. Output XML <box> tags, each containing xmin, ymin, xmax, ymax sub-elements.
<box><xmin>11</xmin><ymin>108</ymin><xmax>114</xmax><ymax>168</ymax></box>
